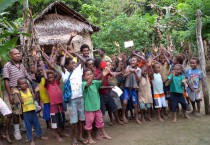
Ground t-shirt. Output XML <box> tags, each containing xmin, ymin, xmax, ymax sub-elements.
<box><xmin>152</xmin><ymin>73</ymin><xmax>164</xmax><ymax>94</ymax></box>
<box><xmin>124</xmin><ymin>66</ymin><xmax>141</xmax><ymax>88</ymax></box>
<box><xmin>46</xmin><ymin>80</ymin><xmax>63</xmax><ymax>105</ymax></box>
<box><xmin>168</xmin><ymin>74</ymin><xmax>185</xmax><ymax>93</ymax></box>
<box><xmin>3</xmin><ymin>61</ymin><xmax>28</xmax><ymax>87</ymax></box>
<box><xmin>39</xmin><ymin>77</ymin><xmax>50</xmax><ymax>104</ymax></box>
<box><xmin>185</xmin><ymin>68</ymin><xmax>202</xmax><ymax>89</ymax></box>
<box><xmin>20</xmin><ymin>88</ymin><xmax>36</xmax><ymax>112</ymax></box>
<box><xmin>82</xmin><ymin>80</ymin><xmax>102</xmax><ymax>111</ymax></box>
<box><xmin>62</xmin><ymin>64</ymin><xmax>83</xmax><ymax>99</ymax></box>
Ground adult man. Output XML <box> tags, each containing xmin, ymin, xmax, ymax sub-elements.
<box><xmin>98</xmin><ymin>48</ymin><xmax>112</xmax><ymax>62</ymax></box>
<box><xmin>3</xmin><ymin>49</ymin><xmax>30</xmax><ymax>140</ymax></box>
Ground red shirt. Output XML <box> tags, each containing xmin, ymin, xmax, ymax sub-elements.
<box><xmin>46</xmin><ymin>80</ymin><xmax>63</xmax><ymax>105</ymax></box>
<box><xmin>94</xmin><ymin>68</ymin><xmax>109</xmax><ymax>95</ymax></box>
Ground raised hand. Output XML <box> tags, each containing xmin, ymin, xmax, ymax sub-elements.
<box><xmin>103</xmin><ymin>67</ymin><xmax>110</xmax><ymax>76</ymax></box>
<box><xmin>114</xmin><ymin>41</ymin><xmax>120</xmax><ymax>47</ymax></box>
<box><xmin>71</xmin><ymin>30</ymin><xmax>78</xmax><ymax>37</ymax></box>
<box><xmin>118</xmin><ymin>54</ymin><xmax>122</xmax><ymax>61</ymax></box>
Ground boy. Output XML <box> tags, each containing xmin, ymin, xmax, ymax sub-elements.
<box><xmin>185</xmin><ymin>58</ymin><xmax>202</xmax><ymax>116</ymax></box>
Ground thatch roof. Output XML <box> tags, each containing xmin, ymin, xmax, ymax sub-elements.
<box><xmin>34</xmin><ymin>1</ymin><xmax>99</xmax><ymax>45</ymax></box>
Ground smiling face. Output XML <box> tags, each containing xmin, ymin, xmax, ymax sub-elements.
<box><xmin>190</xmin><ymin>59</ymin><xmax>198</xmax><ymax>69</ymax></box>
<box><xmin>82</xmin><ymin>47</ymin><xmax>90</xmax><ymax>58</ymax></box>
<box><xmin>83</xmin><ymin>70</ymin><xmax>93</xmax><ymax>81</ymax></box>
<box><xmin>18</xmin><ymin>79</ymin><xmax>28</xmax><ymax>90</ymax></box>
<box><xmin>173</xmin><ymin>64</ymin><xmax>182</xmax><ymax>76</ymax></box>
<box><xmin>130</xmin><ymin>57</ymin><xmax>138</xmax><ymax>68</ymax></box>
<box><xmin>153</xmin><ymin>63</ymin><xmax>161</xmax><ymax>73</ymax></box>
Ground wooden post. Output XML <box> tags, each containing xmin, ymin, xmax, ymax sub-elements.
<box><xmin>196</xmin><ymin>9</ymin><xmax>210</xmax><ymax>114</ymax></box>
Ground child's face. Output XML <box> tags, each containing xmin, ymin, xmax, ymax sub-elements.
<box><xmin>83</xmin><ymin>70</ymin><xmax>93</xmax><ymax>81</ymax></box>
<box><xmin>86</xmin><ymin>60</ymin><xmax>94</xmax><ymax>69</ymax></box>
<box><xmin>130</xmin><ymin>57</ymin><xmax>138</xmax><ymax>67</ymax></box>
<box><xmin>37</xmin><ymin>67</ymin><xmax>43</xmax><ymax>76</ymax></box>
<box><xmin>173</xmin><ymin>65</ymin><xmax>182</xmax><ymax>76</ymax></box>
<box><xmin>173</xmin><ymin>57</ymin><xmax>177</xmax><ymax>65</ymax></box>
<box><xmin>47</xmin><ymin>73</ymin><xmax>55</xmax><ymax>82</ymax></box>
<box><xmin>190</xmin><ymin>59</ymin><xmax>198</xmax><ymax>69</ymax></box>
<box><xmin>159</xmin><ymin>55</ymin><xmax>166</xmax><ymax>64</ymax></box>
<box><xmin>141</xmin><ymin>67</ymin><xmax>148</xmax><ymax>77</ymax></box>
<box><xmin>18</xmin><ymin>79</ymin><xmax>28</xmax><ymax>90</ymax></box>
<box><xmin>67</xmin><ymin>60</ymin><xmax>76</xmax><ymax>71</ymax></box>
<box><xmin>154</xmin><ymin>64</ymin><xmax>161</xmax><ymax>73</ymax></box>
<box><xmin>82</xmin><ymin>48</ymin><xmax>90</xmax><ymax>58</ymax></box>
<box><xmin>106</xmin><ymin>61</ymin><xmax>112</xmax><ymax>69</ymax></box>
<box><xmin>120</xmin><ymin>62</ymin><xmax>125</xmax><ymax>70</ymax></box>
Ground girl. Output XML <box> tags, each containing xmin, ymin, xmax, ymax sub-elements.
<box><xmin>151</xmin><ymin>62</ymin><xmax>167</xmax><ymax>122</ymax></box>
<box><xmin>138</xmin><ymin>65</ymin><xmax>153</xmax><ymax>122</ymax></box>
<box><xmin>82</xmin><ymin>68</ymin><xmax>111</xmax><ymax>144</ymax></box>
<box><xmin>123</xmin><ymin>56</ymin><xmax>141</xmax><ymax>124</ymax></box>
<box><xmin>166</xmin><ymin>64</ymin><xmax>190</xmax><ymax>122</ymax></box>
<box><xmin>17</xmin><ymin>77</ymin><xmax>48</xmax><ymax>145</ymax></box>
<box><xmin>41</xmin><ymin>61</ymin><xmax>66</xmax><ymax>142</ymax></box>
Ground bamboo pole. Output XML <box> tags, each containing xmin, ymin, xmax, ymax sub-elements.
<box><xmin>196</xmin><ymin>9</ymin><xmax>210</xmax><ymax>114</ymax></box>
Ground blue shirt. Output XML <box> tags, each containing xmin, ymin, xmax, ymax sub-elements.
<box><xmin>185</xmin><ymin>68</ymin><xmax>202</xmax><ymax>89</ymax></box>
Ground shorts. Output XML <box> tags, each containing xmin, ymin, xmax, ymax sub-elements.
<box><xmin>123</xmin><ymin>88</ymin><xmax>138</xmax><ymax>104</ymax></box>
<box><xmin>154</xmin><ymin>94</ymin><xmax>167</xmax><ymax>108</ymax></box>
<box><xmin>139</xmin><ymin>102</ymin><xmax>152</xmax><ymax>110</ymax></box>
<box><xmin>188</xmin><ymin>89</ymin><xmax>202</xmax><ymax>102</ymax></box>
<box><xmin>84</xmin><ymin>110</ymin><xmax>104</xmax><ymax>131</ymax></box>
<box><xmin>110</xmin><ymin>90</ymin><xmax>122</xmax><ymax>109</ymax></box>
<box><xmin>69</xmin><ymin>97</ymin><xmax>85</xmax><ymax>124</ymax></box>
<box><xmin>100</xmin><ymin>94</ymin><xmax>117</xmax><ymax>115</ymax></box>
<box><xmin>10</xmin><ymin>88</ymin><xmax>22</xmax><ymax>115</ymax></box>
<box><xmin>50</xmin><ymin>112</ymin><xmax>65</xmax><ymax>129</ymax></box>
<box><xmin>0</xmin><ymin>98</ymin><xmax>12</xmax><ymax>116</ymax></box>
<box><xmin>43</xmin><ymin>103</ymin><xmax>50</xmax><ymax>121</ymax></box>
<box><xmin>170</xmin><ymin>93</ymin><xmax>187</xmax><ymax>112</ymax></box>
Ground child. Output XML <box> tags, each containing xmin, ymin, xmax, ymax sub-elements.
<box><xmin>151</xmin><ymin>62</ymin><xmax>167</xmax><ymax>122</ymax></box>
<box><xmin>80</xmin><ymin>44</ymin><xmax>91</xmax><ymax>59</ymax></box>
<box><xmin>166</xmin><ymin>64</ymin><xmax>190</xmax><ymax>122</ymax></box>
<box><xmin>41</xmin><ymin>61</ymin><xmax>66</xmax><ymax>142</ymax></box>
<box><xmin>17</xmin><ymin>77</ymin><xmax>48</xmax><ymax>145</ymax></box>
<box><xmin>138</xmin><ymin>65</ymin><xmax>153</xmax><ymax>122</ymax></box>
<box><xmin>123</xmin><ymin>56</ymin><xmax>141</xmax><ymax>124</ymax></box>
<box><xmin>60</xmin><ymin>47</ymin><xmax>86</xmax><ymax>145</ymax></box>
<box><xmin>82</xmin><ymin>68</ymin><xmax>111</xmax><ymax>144</ymax></box>
<box><xmin>185</xmin><ymin>58</ymin><xmax>202</xmax><ymax>116</ymax></box>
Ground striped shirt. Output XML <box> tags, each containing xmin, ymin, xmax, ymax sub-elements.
<box><xmin>3</xmin><ymin>61</ymin><xmax>28</xmax><ymax>87</ymax></box>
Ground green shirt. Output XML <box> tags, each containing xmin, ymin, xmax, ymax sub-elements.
<box><xmin>82</xmin><ymin>80</ymin><xmax>102</xmax><ymax>111</ymax></box>
<box><xmin>168</xmin><ymin>74</ymin><xmax>185</xmax><ymax>93</ymax></box>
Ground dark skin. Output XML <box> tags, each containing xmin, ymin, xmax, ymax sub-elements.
<box><xmin>81</xmin><ymin>47</ymin><xmax>90</xmax><ymax>58</ymax></box>
<box><xmin>188</xmin><ymin>59</ymin><xmax>202</xmax><ymax>114</ymax></box>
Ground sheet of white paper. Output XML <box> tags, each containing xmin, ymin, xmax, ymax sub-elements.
<box><xmin>124</xmin><ymin>41</ymin><xmax>134</xmax><ymax>48</ymax></box>
<box><xmin>112</xmin><ymin>86</ymin><xmax>123</xmax><ymax>97</ymax></box>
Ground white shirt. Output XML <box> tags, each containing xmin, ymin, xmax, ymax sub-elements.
<box><xmin>152</xmin><ymin>73</ymin><xmax>164</xmax><ymax>94</ymax></box>
<box><xmin>62</xmin><ymin>64</ymin><xmax>83</xmax><ymax>99</ymax></box>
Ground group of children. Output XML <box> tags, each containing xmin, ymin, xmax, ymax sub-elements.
<box><xmin>0</xmin><ymin>33</ymin><xmax>203</xmax><ymax>145</ymax></box>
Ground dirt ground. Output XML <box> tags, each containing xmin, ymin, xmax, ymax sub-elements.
<box><xmin>1</xmin><ymin>76</ymin><xmax>210</xmax><ymax>145</ymax></box>
<box><xmin>2</xmin><ymin>112</ymin><xmax>210</xmax><ymax>145</ymax></box>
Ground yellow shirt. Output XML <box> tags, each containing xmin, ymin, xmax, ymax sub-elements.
<box><xmin>20</xmin><ymin>88</ymin><xmax>36</xmax><ymax>112</ymax></box>
<box><xmin>39</xmin><ymin>77</ymin><xmax>50</xmax><ymax>104</ymax></box>
<box><xmin>160</xmin><ymin>62</ymin><xmax>170</xmax><ymax>83</ymax></box>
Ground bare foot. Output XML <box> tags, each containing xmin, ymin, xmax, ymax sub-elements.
<box><xmin>184</xmin><ymin>114</ymin><xmax>190</xmax><ymax>119</ymax></box>
<box><xmin>161</xmin><ymin>114</ymin><xmax>168</xmax><ymax>119</ymax></box>
<box><xmin>72</xmin><ymin>138</ymin><xmax>79</xmax><ymax>145</ymax></box>
<box><xmin>147</xmin><ymin>116</ymin><xmax>152</xmax><ymax>121</ymax></box>
<box><xmin>116</xmin><ymin>120</ymin><xmax>124</xmax><ymax>125</ymax></box>
<box><xmin>56</xmin><ymin>136</ymin><xmax>65</xmax><ymax>142</ymax></box>
<box><xmin>172</xmin><ymin>118</ymin><xmax>177</xmax><ymax>123</ymax></box>
<box><xmin>136</xmin><ymin>119</ymin><xmax>142</xmax><ymax>124</ymax></box>
<box><xmin>62</xmin><ymin>132</ymin><xmax>71</xmax><ymax>138</ymax></box>
<box><xmin>41</xmin><ymin>136</ymin><xmax>49</xmax><ymax>140</ymax></box>
<box><xmin>95</xmin><ymin>134</ymin><xmax>103</xmax><ymax>140</ymax></box>
<box><xmin>30</xmin><ymin>140</ymin><xmax>35</xmax><ymax>145</ymax></box>
<box><xmin>123</xmin><ymin>117</ymin><xmax>128</xmax><ymax>124</ymax></box>
<box><xmin>109</xmin><ymin>121</ymin><xmax>114</xmax><ymax>126</ymax></box>
<box><xmin>190</xmin><ymin>111</ymin><xmax>195</xmax><ymax>114</ymax></box>
<box><xmin>158</xmin><ymin>117</ymin><xmax>164</xmax><ymax>122</ymax></box>
<box><xmin>88</xmin><ymin>138</ymin><xmax>96</xmax><ymax>144</ymax></box>
<box><xmin>102</xmin><ymin>134</ymin><xmax>112</xmax><ymax>140</ymax></box>
<box><xmin>3</xmin><ymin>134</ymin><xmax>12</xmax><ymax>143</ymax></box>
<box><xmin>141</xmin><ymin>117</ymin><xmax>146</xmax><ymax>123</ymax></box>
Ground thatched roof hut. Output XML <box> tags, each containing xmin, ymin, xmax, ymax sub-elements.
<box><xmin>34</xmin><ymin>1</ymin><xmax>99</xmax><ymax>54</ymax></box>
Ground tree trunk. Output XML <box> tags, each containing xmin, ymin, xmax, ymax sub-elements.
<box><xmin>21</xmin><ymin>0</ymin><xmax>35</xmax><ymax>71</ymax></box>
<box><xmin>196</xmin><ymin>9</ymin><xmax>210</xmax><ymax>114</ymax></box>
